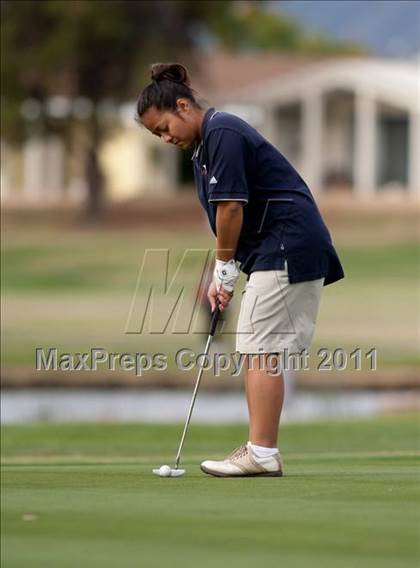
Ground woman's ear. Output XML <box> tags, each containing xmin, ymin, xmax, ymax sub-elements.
<box><xmin>176</xmin><ymin>98</ymin><xmax>190</xmax><ymax>113</ymax></box>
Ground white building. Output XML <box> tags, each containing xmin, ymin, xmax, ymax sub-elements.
<box><xmin>2</xmin><ymin>52</ymin><xmax>419</xmax><ymax>203</ymax></box>
<box><xmin>208</xmin><ymin>53</ymin><xmax>420</xmax><ymax>200</ymax></box>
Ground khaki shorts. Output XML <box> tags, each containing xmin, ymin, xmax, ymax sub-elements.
<box><xmin>236</xmin><ymin>260</ymin><xmax>324</xmax><ymax>354</ymax></box>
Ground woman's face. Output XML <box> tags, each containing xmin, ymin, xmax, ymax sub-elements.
<box><xmin>141</xmin><ymin>99</ymin><xmax>199</xmax><ymax>149</ymax></box>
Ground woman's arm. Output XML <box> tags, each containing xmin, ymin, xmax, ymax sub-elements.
<box><xmin>215</xmin><ymin>201</ymin><xmax>243</xmax><ymax>261</ymax></box>
<box><xmin>207</xmin><ymin>201</ymin><xmax>243</xmax><ymax>312</ymax></box>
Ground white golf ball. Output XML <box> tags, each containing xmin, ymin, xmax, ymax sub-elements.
<box><xmin>159</xmin><ymin>465</ymin><xmax>172</xmax><ymax>477</ymax></box>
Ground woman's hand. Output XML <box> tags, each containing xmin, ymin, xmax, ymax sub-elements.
<box><xmin>207</xmin><ymin>281</ymin><xmax>233</xmax><ymax>313</ymax></box>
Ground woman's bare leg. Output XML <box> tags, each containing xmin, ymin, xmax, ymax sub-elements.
<box><xmin>244</xmin><ymin>354</ymin><xmax>284</xmax><ymax>447</ymax></box>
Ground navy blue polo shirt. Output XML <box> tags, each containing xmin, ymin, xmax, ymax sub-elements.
<box><xmin>192</xmin><ymin>107</ymin><xmax>345</xmax><ymax>286</ymax></box>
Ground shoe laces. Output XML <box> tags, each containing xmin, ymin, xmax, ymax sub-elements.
<box><xmin>226</xmin><ymin>444</ymin><xmax>248</xmax><ymax>461</ymax></box>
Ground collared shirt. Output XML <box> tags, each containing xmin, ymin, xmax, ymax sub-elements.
<box><xmin>192</xmin><ymin>107</ymin><xmax>345</xmax><ymax>286</ymax></box>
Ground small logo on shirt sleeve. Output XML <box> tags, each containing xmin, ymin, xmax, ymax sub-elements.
<box><xmin>209</xmin><ymin>176</ymin><xmax>218</xmax><ymax>185</ymax></box>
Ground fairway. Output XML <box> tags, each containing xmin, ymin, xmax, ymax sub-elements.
<box><xmin>2</xmin><ymin>208</ymin><xmax>420</xmax><ymax>377</ymax></box>
<box><xmin>1</xmin><ymin>415</ymin><xmax>419</xmax><ymax>568</ymax></box>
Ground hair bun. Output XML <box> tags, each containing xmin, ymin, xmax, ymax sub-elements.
<box><xmin>150</xmin><ymin>63</ymin><xmax>190</xmax><ymax>86</ymax></box>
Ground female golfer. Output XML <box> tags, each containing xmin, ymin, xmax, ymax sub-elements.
<box><xmin>137</xmin><ymin>63</ymin><xmax>344</xmax><ymax>477</ymax></box>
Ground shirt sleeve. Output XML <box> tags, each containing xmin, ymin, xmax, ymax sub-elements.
<box><xmin>206</xmin><ymin>129</ymin><xmax>250</xmax><ymax>203</ymax></box>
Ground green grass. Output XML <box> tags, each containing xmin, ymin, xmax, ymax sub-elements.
<box><xmin>1</xmin><ymin>229</ymin><xmax>213</xmax><ymax>293</ymax></box>
<box><xmin>1</xmin><ymin>212</ymin><xmax>420</xmax><ymax>373</ymax></box>
<box><xmin>2</xmin><ymin>230</ymin><xmax>419</xmax><ymax>294</ymax></box>
<box><xmin>2</xmin><ymin>416</ymin><xmax>420</xmax><ymax>568</ymax></box>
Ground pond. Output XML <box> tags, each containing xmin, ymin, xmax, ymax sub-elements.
<box><xmin>1</xmin><ymin>388</ymin><xmax>416</xmax><ymax>424</ymax></box>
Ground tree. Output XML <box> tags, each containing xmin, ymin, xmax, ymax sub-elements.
<box><xmin>205</xmin><ymin>2</ymin><xmax>366</xmax><ymax>55</ymax></box>
<box><xmin>1</xmin><ymin>0</ymin><xmax>230</xmax><ymax>217</ymax></box>
<box><xmin>1</xmin><ymin>1</ymin><xmax>366</xmax><ymax>217</ymax></box>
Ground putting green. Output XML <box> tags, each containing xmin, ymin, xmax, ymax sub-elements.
<box><xmin>1</xmin><ymin>415</ymin><xmax>419</xmax><ymax>567</ymax></box>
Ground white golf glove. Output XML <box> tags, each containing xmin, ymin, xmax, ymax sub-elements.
<box><xmin>214</xmin><ymin>258</ymin><xmax>240</xmax><ymax>293</ymax></box>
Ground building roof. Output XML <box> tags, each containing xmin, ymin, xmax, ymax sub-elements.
<box><xmin>191</xmin><ymin>49</ymin><xmax>326</xmax><ymax>100</ymax></box>
<box><xmin>194</xmin><ymin>52</ymin><xmax>420</xmax><ymax>111</ymax></box>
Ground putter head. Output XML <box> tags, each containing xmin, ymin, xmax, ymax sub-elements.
<box><xmin>152</xmin><ymin>467</ymin><xmax>186</xmax><ymax>477</ymax></box>
<box><xmin>169</xmin><ymin>468</ymin><xmax>186</xmax><ymax>477</ymax></box>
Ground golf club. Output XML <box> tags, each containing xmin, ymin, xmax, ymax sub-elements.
<box><xmin>153</xmin><ymin>306</ymin><xmax>221</xmax><ymax>477</ymax></box>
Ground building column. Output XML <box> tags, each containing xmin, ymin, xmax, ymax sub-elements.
<box><xmin>354</xmin><ymin>92</ymin><xmax>377</xmax><ymax>198</ymax></box>
<box><xmin>301</xmin><ymin>90</ymin><xmax>323</xmax><ymax>193</ymax></box>
<box><xmin>23</xmin><ymin>136</ymin><xmax>45</xmax><ymax>201</ymax></box>
<box><xmin>158</xmin><ymin>146</ymin><xmax>178</xmax><ymax>194</ymax></box>
<box><xmin>145</xmin><ymin>143</ymin><xmax>178</xmax><ymax>196</ymax></box>
<box><xmin>0</xmin><ymin>141</ymin><xmax>10</xmax><ymax>200</ymax></box>
<box><xmin>408</xmin><ymin>109</ymin><xmax>420</xmax><ymax>198</ymax></box>
<box><xmin>45</xmin><ymin>136</ymin><xmax>65</xmax><ymax>201</ymax></box>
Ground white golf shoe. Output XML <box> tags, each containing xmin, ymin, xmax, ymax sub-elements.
<box><xmin>200</xmin><ymin>442</ymin><xmax>283</xmax><ymax>477</ymax></box>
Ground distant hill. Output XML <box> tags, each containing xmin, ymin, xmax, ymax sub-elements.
<box><xmin>265</xmin><ymin>0</ymin><xmax>420</xmax><ymax>58</ymax></box>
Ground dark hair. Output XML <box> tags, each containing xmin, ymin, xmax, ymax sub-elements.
<box><xmin>135</xmin><ymin>63</ymin><xmax>203</xmax><ymax>123</ymax></box>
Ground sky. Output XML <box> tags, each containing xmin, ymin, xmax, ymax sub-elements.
<box><xmin>265</xmin><ymin>0</ymin><xmax>420</xmax><ymax>58</ymax></box>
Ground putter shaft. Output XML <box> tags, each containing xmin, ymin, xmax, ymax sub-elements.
<box><xmin>174</xmin><ymin>308</ymin><xmax>220</xmax><ymax>469</ymax></box>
